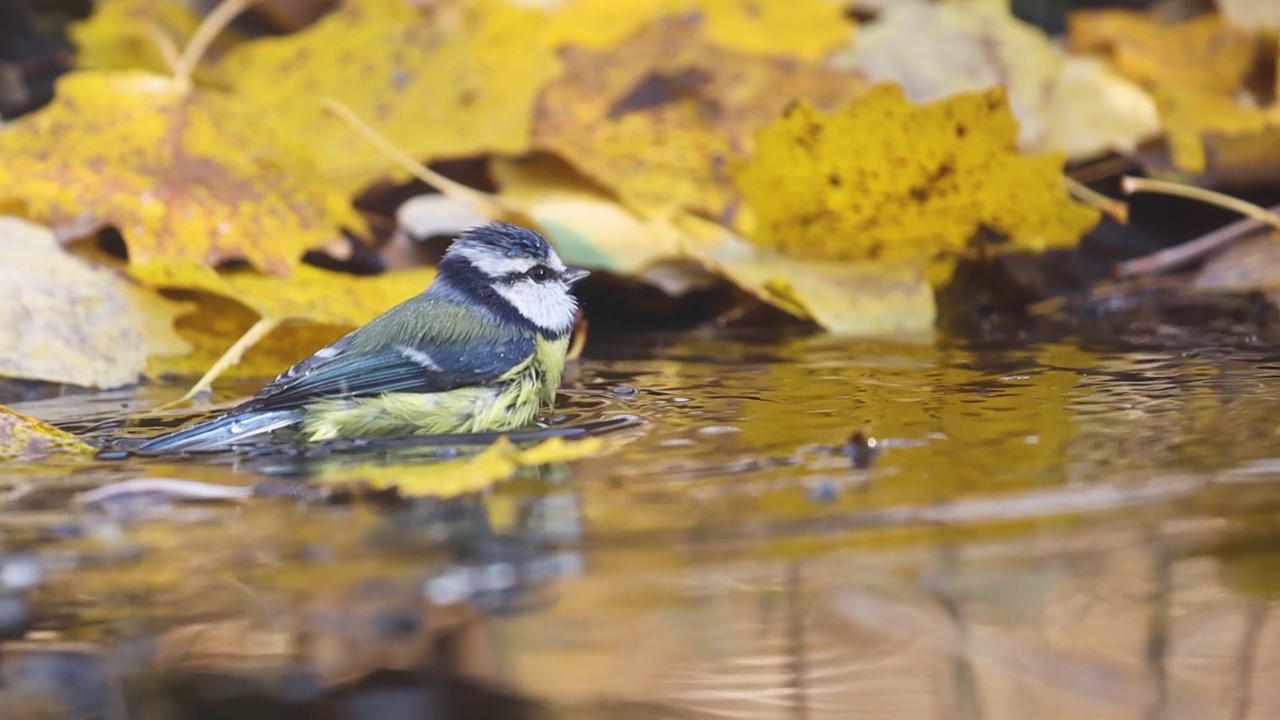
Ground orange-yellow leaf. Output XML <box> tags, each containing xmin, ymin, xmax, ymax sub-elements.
<box><xmin>0</xmin><ymin>71</ymin><xmax>361</xmax><ymax>277</ymax></box>
<box><xmin>732</xmin><ymin>84</ymin><xmax>1100</xmax><ymax>266</ymax></box>
<box><xmin>0</xmin><ymin>406</ymin><xmax>94</xmax><ymax>460</ymax></box>
<box><xmin>533</xmin><ymin>17</ymin><xmax>864</xmax><ymax>217</ymax></box>
<box><xmin>542</xmin><ymin>0</ymin><xmax>854</xmax><ymax>60</ymax></box>
<box><xmin>221</xmin><ymin>0</ymin><xmax>562</xmax><ymax>193</ymax></box>
<box><xmin>1068</xmin><ymin>10</ymin><xmax>1259</xmax><ymax>95</ymax></box>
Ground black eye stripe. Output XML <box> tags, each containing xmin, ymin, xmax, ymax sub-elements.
<box><xmin>498</xmin><ymin>264</ymin><xmax>556</xmax><ymax>283</ymax></box>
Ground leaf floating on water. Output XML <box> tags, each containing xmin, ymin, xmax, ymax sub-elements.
<box><xmin>0</xmin><ymin>217</ymin><xmax>189</xmax><ymax>389</ymax></box>
<box><xmin>0</xmin><ymin>70</ymin><xmax>361</xmax><ymax>278</ymax></box>
<box><xmin>320</xmin><ymin>436</ymin><xmax>607</xmax><ymax>499</ymax></box>
<box><xmin>0</xmin><ymin>406</ymin><xmax>94</xmax><ymax>460</ymax></box>
<box><xmin>732</xmin><ymin>84</ymin><xmax>1100</xmax><ymax>270</ymax></box>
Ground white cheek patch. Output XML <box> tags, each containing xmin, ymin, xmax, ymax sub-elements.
<box><xmin>494</xmin><ymin>279</ymin><xmax>578</xmax><ymax>333</ymax></box>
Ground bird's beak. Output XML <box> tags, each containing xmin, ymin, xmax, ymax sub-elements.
<box><xmin>564</xmin><ymin>267</ymin><xmax>590</xmax><ymax>285</ymax></box>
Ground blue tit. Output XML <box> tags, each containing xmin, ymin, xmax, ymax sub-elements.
<box><xmin>137</xmin><ymin>222</ymin><xmax>589</xmax><ymax>453</ymax></box>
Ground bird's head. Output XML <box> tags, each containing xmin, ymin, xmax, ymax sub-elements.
<box><xmin>436</xmin><ymin>222</ymin><xmax>589</xmax><ymax>336</ymax></box>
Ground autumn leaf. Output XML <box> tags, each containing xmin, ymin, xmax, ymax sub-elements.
<box><xmin>542</xmin><ymin>0</ymin><xmax>854</xmax><ymax>60</ymax></box>
<box><xmin>222</xmin><ymin>0</ymin><xmax>562</xmax><ymax>193</ymax></box>
<box><xmin>0</xmin><ymin>217</ymin><xmax>189</xmax><ymax>389</ymax></box>
<box><xmin>732</xmin><ymin>84</ymin><xmax>1100</xmax><ymax>267</ymax></box>
<box><xmin>70</xmin><ymin>0</ymin><xmax>207</xmax><ymax>74</ymax></box>
<box><xmin>680</xmin><ymin>215</ymin><xmax>936</xmax><ymax>336</ymax></box>
<box><xmin>831</xmin><ymin>0</ymin><xmax>1159</xmax><ymax>160</ymax></box>
<box><xmin>319</xmin><ymin>436</ymin><xmax>607</xmax><ymax>499</ymax></box>
<box><xmin>0</xmin><ymin>405</ymin><xmax>94</xmax><ymax>460</ymax></box>
<box><xmin>0</xmin><ymin>71</ymin><xmax>361</xmax><ymax>279</ymax></box>
<box><xmin>533</xmin><ymin>16</ymin><xmax>864</xmax><ymax>217</ymax></box>
<box><xmin>1153</xmin><ymin>85</ymin><xmax>1280</xmax><ymax>177</ymax></box>
<box><xmin>147</xmin><ymin>264</ymin><xmax>438</xmax><ymax>380</ymax></box>
<box><xmin>491</xmin><ymin>155</ymin><xmax>686</xmax><ymax>277</ymax></box>
<box><xmin>1068</xmin><ymin>10</ymin><xmax>1259</xmax><ymax>96</ymax></box>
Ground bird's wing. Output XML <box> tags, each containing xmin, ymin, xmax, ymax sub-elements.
<box><xmin>235</xmin><ymin>298</ymin><xmax>534</xmax><ymax>414</ymax></box>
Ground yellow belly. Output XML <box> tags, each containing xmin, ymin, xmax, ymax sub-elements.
<box><xmin>299</xmin><ymin>335</ymin><xmax>569</xmax><ymax>441</ymax></box>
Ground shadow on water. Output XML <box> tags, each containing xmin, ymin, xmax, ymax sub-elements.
<box><xmin>4</xmin><ymin>331</ymin><xmax>1280</xmax><ymax>718</ymax></box>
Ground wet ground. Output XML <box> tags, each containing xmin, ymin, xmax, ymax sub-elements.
<box><xmin>2</xmin><ymin>330</ymin><xmax>1280</xmax><ymax>719</ymax></box>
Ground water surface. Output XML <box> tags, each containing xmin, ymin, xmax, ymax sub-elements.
<box><xmin>2</xmin><ymin>333</ymin><xmax>1280</xmax><ymax>719</ymax></box>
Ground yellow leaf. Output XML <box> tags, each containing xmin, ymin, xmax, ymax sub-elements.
<box><xmin>533</xmin><ymin>17</ymin><xmax>864</xmax><ymax>217</ymax></box>
<box><xmin>222</xmin><ymin>0</ymin><xmax>562</xmax><ymax>193</ymax></box>
<box><xmin>681</xmin><ymin>216</ymin><xmax>936</xmax><ymax>336</ymax></box>
<box><xmin>491</xmin><ymin>155</ymin><xmax>686</xmax><ymax>276</ymax></box>
<box><xmin>1154</xmin><ymin>84</ymin><xmax>1280</xmax><ymax>176</ymax></box>
<box><xmin>0</xmin><ymin>217</ymin><xmax>189</xmax><ymax>389</ymax></box>
<box><xmin>0</xmin><ymin>71</ymin><xmax>361</xmax><ymax>276</ymax></box>
<box><xmin>1068</xmin><ymin>10</ymin><xmax>1259</xmax><ymax>96</ymax></box>
<box><xmin>732</xmin><ymin>84</ymin><xmax>1100</xmax><ymax>264</ymax></box>
<box><xmin>321</xmin><ymin>436</ymin><xmax>606</xmax><ymax>498</ymax></box>
<box><xmin>0</xmin><ymin>405</ymin><xmax>94</xmax><ymax>460</ymax></box>
<box><xmin>831</xmin><ymin>0</ymin><xmax>1159</xmax><ymax>160</ymax></box>
<box><xmin>70</xmin><ymin>0</ymin><xmax>205</xmax><ymax>74</ymax></box>
<box><xmin>148</xmin><ymin>265</ymin><xmax>438</xmax><ymax>380</ymax></box>
<box><xmin>542</xmin><ymin>0</ymin><xmax>853</xmax><ymax>60</ymax></box>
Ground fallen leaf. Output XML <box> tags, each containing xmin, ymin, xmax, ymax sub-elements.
<box><xmin>732</xmin><ymin>84</ymin><xmax>1100</xmax><ymax>266</ymax></box>
<box><xmin>1035</xmin><ymin>56</ymin><xmax>1161</xmax><ymax>160</ymax></box>
<box><xmin>222</xmin><ymin>0</ymin><xmax>562</xmax><ymax>193</ymax></box>
<box><xmin>1068</xmin><ymin>9</ymin><xmax>1259</xmax><ymax>96</ymax></box>
<box><xmin>1193</xmin><ymin>231</ymin><xmax>1280</xmax><ymax>294</ymax></box>
<box><xmin>831</xmin><ymin>0</ymin><xmax>1159</xmax><ymax>160</ymax></box>
<box><xmin>320</xmin><ymin>436</ymin><xmax>606</xmax><ymax>498</ymax></box>
<box><xmin>1214</xmin><ymin>0</ymin><xmax>1280</xmax><ymax>30</ymax></box>
<box><xmin>681</xmin><ymin>216</ymin><xmax>937</xmax><ymax>336</ymax></box>
<box><xmin>69</xmin><ymin>0</ymin><xmax>207</xmax><ymax>74</ymax></box>
<box><xmin>0</xmin><ymin>70</ymin><xmax>361</xmax><ymax>277</ymax></box>
<box><xmin>491</xmin><ymin>155</ymin><xmax>686</xmax><ymax>276</ymax></box>
<box><xmin>147</xmin><ymin>264</ymin><xmax>438</xmax><ymax>380</ymax></box>
<box><xmin>396</xmin><ymin>194</ymin><xmax>490</xmax><ymax>242</ymax></box>
<box><xmin>0</xmin><ymin>217</ymin><xmax>189</xmax><ymax>389</ymax></box>
<box><xmin>542</xmin><ymin>0</ymin><xmax>854</xmax><ymax>60</ymax></box>
<box><xmin>1152</xmin><ymin>84</ymin><xmax>1280</xmax><ymax>177</ymax></box>
<box><xmin>533</xmin><ymin>16</ymin><xmax>864</xmax><ymax>217</ymax></box>
<box><xmin>0</xmin><ymin>405</ymin><xmax>94</xmax><ymax>460</ymax></box>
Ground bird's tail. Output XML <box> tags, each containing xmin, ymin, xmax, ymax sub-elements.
<box><xmin>135</xmin><ymin>409</ymin><xmax>303</xmax><ymax>454</ymax></box>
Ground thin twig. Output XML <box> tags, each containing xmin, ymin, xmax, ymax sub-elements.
<box><xmin>1122</xmin><ymin>176</ymin><xmax>1280</xmax><ymax>232</ymax></box>
<box><xmin>1116</xmin><ymin>210</ymin><xmax>1278</xmax><ymax>278</ymax></box>
<box><xmin>145</xmin><ymin>23</ymin><xmax>183</xmax><ymax>77</ymax></box>
<box><xmin>321</xmin><ymin>98</ymin><xmax>512</xmax><ymax>215</ymax></box>
<box><xmin>1065</xmin><ymin>175</ymin><xmax>1128</xmax><ymax>223</ymax></box>
<box><xmin>76</xmin><ymin>478</ymin><xmax>254</xmax><ymax>507</ymax></box>
<box><xmin>157</xmin><ymin>316</ymin><xmax>281</xmax><ymax>410</ymax></box>
<box><xmin>174</xmin><ymin>0</ymin><xmax>256</xmax><ymax>92</ymax></box>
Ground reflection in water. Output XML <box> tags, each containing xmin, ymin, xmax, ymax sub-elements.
<box><xmin>1</xmin><ymin>336</ymin><xmax>1280</xmax><ymax>718</ymax></box>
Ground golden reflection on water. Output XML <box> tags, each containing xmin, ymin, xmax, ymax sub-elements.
<box><xmin>3</xmin><ymin>336</ymin><xmax>1280</xmax><ymax>718</ymax></box>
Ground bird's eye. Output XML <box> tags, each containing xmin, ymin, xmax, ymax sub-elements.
<box><xmin>528</xmin><ymin>265</ymin><xmax>554</xmax><ymax>282</ymax></box>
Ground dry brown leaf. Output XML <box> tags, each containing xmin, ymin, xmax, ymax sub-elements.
<box><xmin>533</xmin><ymin>16</ymin><xmax>865</xmax><ymax>218</ymax></box>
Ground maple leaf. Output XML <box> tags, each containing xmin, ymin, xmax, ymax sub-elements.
<box><xmin>533</xmin><ymin>17</ymin><xmax>864</xmax><ymax>217</ymax></box>
<box><xmin>221</xmin><ymin>0</ymin><xmax>562</xmax><ymax>194</ymax></box>
<box><xmin>0</xmin><ymin>70</ymin><xmax>361</xmax><ymax>278</ymax></box>
<box><xmin>732</xmin><ymin>84</ymin><xmax>1100</xmax><ymax>265</ymax></box>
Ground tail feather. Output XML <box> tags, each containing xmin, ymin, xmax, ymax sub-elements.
<box><xmin>135</xmin><ymin>409</ymin><xmax>303</xmax><ymax>453</ymax></box>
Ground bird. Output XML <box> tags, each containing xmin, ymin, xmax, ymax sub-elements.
<box><xmin>136</xmin><ymin>222</ymin><xmax>589</xmax><ymax>453</ymax></box>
